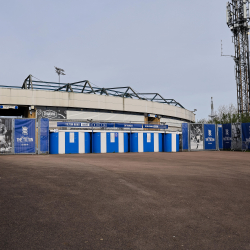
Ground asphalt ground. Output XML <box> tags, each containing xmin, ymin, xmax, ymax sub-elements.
<box><xmin>1</xmin><ymin>151</ymin><xmax>250</xmax><ymax>250</ymax></box>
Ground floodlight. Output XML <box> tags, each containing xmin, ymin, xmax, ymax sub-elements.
<box><xmin>54</xmin><ymin>66</ymin><xmax>66</xmax><ymax>84</ymax></box>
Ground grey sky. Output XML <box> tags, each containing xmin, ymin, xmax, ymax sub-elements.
<box><xmin>0</xmin><ymin>0</ymin><xmax>236</xmax><ymax>120</ymax></box>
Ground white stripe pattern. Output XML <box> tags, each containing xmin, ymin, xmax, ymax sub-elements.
<box><xmin>59</xmin><ymin>131</ymin><xmax>65</xmax><ymax>154</ymax></box>
<box><xmin>138</xmin><ymin>133</ymin><xmax>143</xmax><ymax>152</ymax></box>
<box><xmin>79</xmin><ymin>132</ymin><xmax>85</xmax><ymax>154</ymax></box>
<box><xmin>119</xmin><ymin>133</ymin><xmax>124</xmax><ymax>153</ymax></box>
<box><xmin>154</xmin><ymin>133</ymin><xmax>159</xmax><ymax>152</ymax></box>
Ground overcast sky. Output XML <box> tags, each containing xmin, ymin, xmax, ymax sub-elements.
<box><xmin>0</xmin><ymin>0</ymin><xmax>236</xmax><ymax>120</ymax></box>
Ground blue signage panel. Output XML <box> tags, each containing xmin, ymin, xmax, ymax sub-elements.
<box><xmin>222</xmin><ymin>123</ymin><xmax>232</xmax><ymax>149</ymax></box>
<box><xmin>40</xmin><ymin>118</ymin><xmax>49</xmax><ymax>153</ymax></box>
<box><xmin>115</xmin><ymin>123</ymin><xmax>142</xmax><ymax>128</ymax></box>
<box><xmin>0</xmin><ymin>105</ymin><xmax>18</xmax><ymax>109</ymax></box>
<box><xmin>182</xmin><ymin>123</ymin><xmax>189</xmax><ymax>150</ymax></box>
<box><xmin>217</xmin><ymin>124</ymin><xmax>223</xmax><ymax>150</ymax></box>
<box><xmin>204</xmin><ymin>124</ymin><xmax>216</xmax><ymax>150</ymax></box>
<box><xmin>143</xmin><ymin>124</ymin><xmax>168</xmax><ymax>129</ymax></box>
<box><xmin>57</xmin><ymin>122</ymin><xmax>168</xmax><ymax>130</ymax></box>
<box><xmin>15</xmin><ymin>119</ymin><xmax>36</xmax><ymax>153</ymax></box>
<box><xmin>57</xmin><ymin>122</ymin><xmax>115</xmax><ymax>128</ymax></box>
<box><xmin>241</xmin><ymin>123</ymin><xmax>250</xmax><ymax>150</ymax></box>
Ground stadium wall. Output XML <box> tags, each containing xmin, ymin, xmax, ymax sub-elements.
<box><xmin>0</xmin><ymin>88</ymin><xmax>195</xmax><ymax>131</ymax></box>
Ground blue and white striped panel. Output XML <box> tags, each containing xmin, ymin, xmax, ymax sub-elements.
<box><xmin>93</xmin><ymin>132</ymin><xmax>126</xmax><ymax>153</ymax></box>
<box><xmin>164</xmin><ymin>133</ymin><xmax>179</xmax><ymax>153</ymax></box>
<box><xmin>170</xmin><ymin>133</ymin><xmax>179</xmax><ymax>152</ymax></box>
<box><xmin>49</xmin><ymin>131</ymin><xmax>90</xmax><ymax>154</ymax></box>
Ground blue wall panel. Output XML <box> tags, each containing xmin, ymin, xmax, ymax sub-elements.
<box><xmin>49</xmin><ymin>132</ymin><xmax>58</xmax><ymax>154</ymax></box>
<box><xmin>85</xmin><ymin>132</ymin><xmax>91</xmax><ymax>153</ymax></box>
<box><xmin>130</xmin><ymin>133</ymin><xmax>138</xmax><ymax>152</ymax></box>
<box><xmin>218</xmin><ymin>125</ymin><xmax>223</xmax><ymax>150</ymax></box>
<box><xmin>65</xmin><ymin>132</ymin><xmax>79</xmax><ymax>154</ymax></box>
<box><xmin>159</xmin><ymin>133</ymin><xmax>163</xmax><ymax>152</ymax></box>
<box><xmin>124</xmin><ymin>133</ymin><xmax>129</xmax><ymax>153</ymax></box>
<box><xmin>176</xmin><ymin>134</ymin><xmax>179</xmax><ymax>152</ymax></box>
<box><xmin>93</xmin><ymin>132</ymin><xmax>101</xmax><ymax>153</ymax></box>
<box><xmin>164</xmin><ymin>134</ymin><xmax>172</xmax><ymax>152</ymax></box>
<box><xmin>182</xmin><ymin>123</ymin><xmax>189</xmax><ymax>150</ymax></box>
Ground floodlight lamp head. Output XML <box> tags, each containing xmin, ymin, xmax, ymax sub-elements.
<box><xmin>54</xmin><ymin>66</ymin><xmax>65</xmax><ymax>75</ymax></box>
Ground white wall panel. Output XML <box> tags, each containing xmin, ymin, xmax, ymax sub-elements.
<box><xmin>138</xmin><ymin>133</ymin><xmax>143</xmax><ymax>152</ymax></box>
<box><xmin>101</xmin><ymin>132</ymin><xmax>106</xmax><ymax>153</ymax></box>
<box><xmin>154</xmin><ymin>133</ymin><xmax>159</xmax><ymax>152</ymax></box>
<box><xmin>78</xmin><ymin>132</ymin><xmax>85</xmax><ymax>154</ymax></box>
<box><xmin>59</xmin><ymin>132</ymin><xmax>65</xmax><ymax>154</ymax></box>
<box><xmin>172</xmin><ymin>134</ymin><xmax>176</xmax><ymax>153</ymax></box>
<box><xmin>119</xmin><ymin>133</ymin><xmax>124</xmax><ymax>153</ymax></box>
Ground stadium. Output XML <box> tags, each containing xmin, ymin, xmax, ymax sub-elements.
<box><xmin>0</xmin><ymin>75</ymin><xmax>195</xmax><ymax>131</ymax></box>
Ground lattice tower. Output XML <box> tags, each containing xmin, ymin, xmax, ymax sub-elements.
<box><xmin>227</xmin><ymin>0</ymin><xmax>250</xmax><ymax>113</ymax></box>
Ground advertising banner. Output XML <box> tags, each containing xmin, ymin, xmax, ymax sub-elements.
<box><xmin>179</xmin><ymin>134</ymin><xmax>183</xmax><ymax>152</ymax></box>
<box><xmin>182</xmin><ymin>123</ymin><xmax>189</xmax><ymax>150</ymax></box>
<box><xmin>217</xmin><ymin>124</ymin><xmax>223</xmax><ymax>150</ymax></box>
<box><xmin>231</xmin><ymin>123</ymin><xmax>242</xmax><ymax>150</ymax></box>
<box><xmin>14</xmin><ymin>119</ymin><xmax>36</xmax><ymax>154</ymax></box>
<box><xmin>39</xmin><ymin>118</ymin><xmax>49</xmax><ymax>154</ymax></box>
<box><xmin>222</xmin><ymin>124</ymin><xmax>232</xmax><ymax>149</ymax></box>
<box><xmin>241</xmin><ymin>123</ymin><xmax>250</xmax><ymax>150</ymax></box>
<box><xmin>204</xmin><ymin>124</ymin><xmax>216</xmax><ymax>150</ymax></box>
<box><xmin>36</xmin><ymin>106</ymin><xmax>67</xmax><ymax>120</ymax></box>
<box><xmin>190</xmin><ymin>124</ymin><xmax>204</xmax><ymax>150</ymax></box>
<box><xmin>0</xmin><ymin>118</ymin><xmax>13</xmax><ymax>153</ymax></box>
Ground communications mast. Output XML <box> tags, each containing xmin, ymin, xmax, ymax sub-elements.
<box><xmin>226</xmin><ymin>0</ymin><xmax>250</xmax><ymax>113</ymax></box>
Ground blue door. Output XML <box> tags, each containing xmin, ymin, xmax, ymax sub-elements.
<box><xmin>65</xmin><ymin>132</ymin><xmax>79</xmax><ymax>154</ymax></box>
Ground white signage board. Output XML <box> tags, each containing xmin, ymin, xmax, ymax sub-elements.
<box><xmin>147</xmin><ymin>133</ymin><xmax>151</xmax><ymax>143</ymax></box>
<box><xmin>110</xmin><ymin>133</ymin><xmax>115</xmax><ymax>143</ymax></box>
<box><xmin>70</xmin><ymin>132</ymin><xmax>75</xmax><ymax>143</ymax></box>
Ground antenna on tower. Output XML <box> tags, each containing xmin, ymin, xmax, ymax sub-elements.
<box><xmin>209</xmin><ymin>97</ymin><xmax>217</xmax><ymax>120</ymax></box>
<box><xmin>221</xmin><ymin>40</ymin><xmax>234</xmax><ymax>58</ymax></box>
<box><xmin>225</xmin><ymin>0</ymin><xmax>250</xmax><ymax>114</ymax></box>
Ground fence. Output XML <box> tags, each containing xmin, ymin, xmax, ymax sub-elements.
<box><xmin>181</xmin><ymin>122</ymin><xmax>250</xmax><ymax>152</ymax></box>
<box><xmin>0</xmin><ymin>118</ymin><xmax>49</xmax><ymax>154</ymax></box>
<box><xmin>222</xmin><ymin>122</ymin><xmax>250</xmax><ymax>151</ymax></box>
<box><xmin>0</xmin><ymin>118</ymin><xmax>176</xmax><ymax>155</ymax></box>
